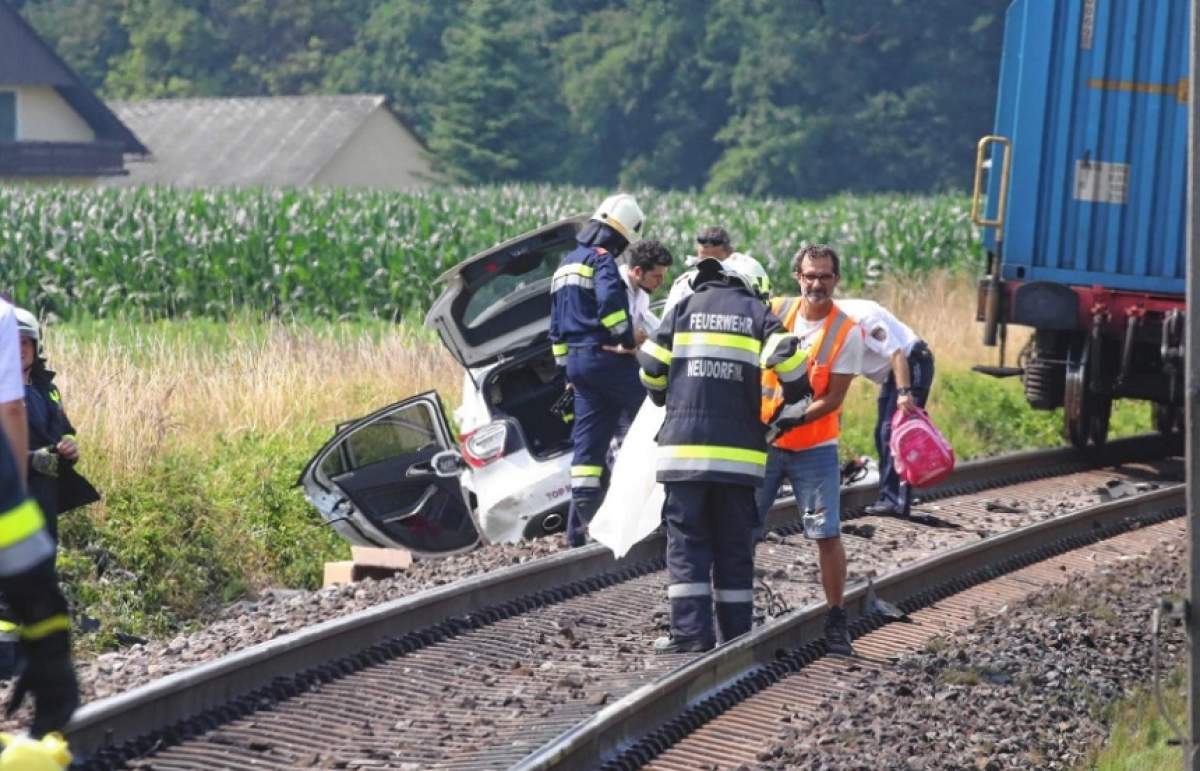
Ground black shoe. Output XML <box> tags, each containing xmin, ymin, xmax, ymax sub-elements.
<box><xmin>864</xmin><ymin>502</ymin><xmax>903</xmax><ymax>517</ymax></box>
<box><xmin>823</xmin><ymin>607</ymin><xmax>855</xmax><ymax>656</ymax></box>
<box><xmin>653</xmin><ymin>635</ymin><xmax>714</xmax><ymax>654</ymax></box>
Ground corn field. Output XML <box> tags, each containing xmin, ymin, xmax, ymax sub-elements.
<box><xmin>0</xmin><ymin>185</ymin><xmax>983</xmax><ymax>320</ymax></box>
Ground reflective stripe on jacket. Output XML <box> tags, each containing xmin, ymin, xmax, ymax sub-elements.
<box><xmin>760</xmin><ymin>298</ymin><xmax>856</xmax><ymax>449</ymax></box>
<box><xmin>637</xmin><ymin>282</ymin><xmax>808</xmax><ymax>486</ymax></box>
<box><xmin>549</xmin><ymin>244</ymin><xmax>635</xmax><ymax>362</ymax></box>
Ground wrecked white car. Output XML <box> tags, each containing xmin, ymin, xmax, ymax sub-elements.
<box><xmin>300</xmin><ymin>216</ymin><xmax>587</xmax><ymax>556</ymax></box>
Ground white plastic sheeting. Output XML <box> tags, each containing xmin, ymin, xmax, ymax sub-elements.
<box><xmin>589</xmin><ymin>398</ymin><xmax>666</xmax><ymax>557</ymax></box>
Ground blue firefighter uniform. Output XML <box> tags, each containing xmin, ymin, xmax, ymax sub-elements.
<box><xmin>550</xmin><ymin>223</ymin><xmax>643</xmax><ymax>547</ymax></box>
<box><xmin>0</xmin><ymin>423</ymin><xmax>79</xmax><ymax>736</ymax></box>
<box><xmin>638</xmin><ymin>267</ymin><xmax>811</xmax><ymax>650</ymax></box>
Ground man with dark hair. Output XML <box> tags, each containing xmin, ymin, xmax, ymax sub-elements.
<box><xmin>620</xmin><ymin>240</ymin><xmax>673</xmax><ymax>346</ymax></box>
<box><xmin>757</xmin><ymin>243</ymin><xmax>863</xmax><ymax>656</ymax></box>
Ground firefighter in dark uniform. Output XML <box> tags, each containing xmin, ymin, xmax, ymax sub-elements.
<box><xmin>0</xmin><ymin>300</ymin><xmax>79</xmax><ymax>737</ymax></box>
<box><xmin>638</xmin><ymin>256</ymin><xmax>812</xmax><ymax>652</ymax></box>
<box><xmin>15</xmin><ymin>307</ymin><xmax>100</xmax><ymax>543</ymax></box>
<box><xmin>550</xmin><ymin>194</ymin><xmax>646</xmax><ymax>547</ymax></box>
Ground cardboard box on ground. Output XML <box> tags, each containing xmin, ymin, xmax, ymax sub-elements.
<box><xmin>323</xmin><ymin>546</ymin><xmax>413</xmax><ymax>587</ymax></box>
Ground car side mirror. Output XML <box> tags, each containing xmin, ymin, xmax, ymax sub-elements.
<box><xmin>432</xmin><ymin>449</ymin><xmax>466</xmax><ymax>477</ymax></box>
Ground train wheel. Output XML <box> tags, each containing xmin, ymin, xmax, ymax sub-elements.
<box><xmin>1063</xmin><ymin>342</ymin><xmax>1109</xmax><ymax>449</ymax></box>
<box><xmin>1088</xmin><ymin>396</ymin><xmax>1111</xmax><ymax>446</ymax></box>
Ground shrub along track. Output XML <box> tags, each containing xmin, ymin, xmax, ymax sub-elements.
<box><xmin>64</xmin><ymin>436</ymin><xmax>1177</xmax><ymax>770</ymax></box>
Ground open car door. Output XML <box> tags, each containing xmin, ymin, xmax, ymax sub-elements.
<box><xmin>299</xmin><ymin>392</ymin><xmax>480</xmax><ymax>557</ymax></box>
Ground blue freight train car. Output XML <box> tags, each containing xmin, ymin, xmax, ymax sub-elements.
<box><xmin>972</xmin><ymin>0</ymin><xmax>1188</xmax><ymax>448</ymax></box>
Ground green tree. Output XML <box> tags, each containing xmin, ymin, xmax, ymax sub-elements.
<box><xmin>20</xmin><ymin>0</ymin><xmax>129</xmax><ymax>91</ymax></box>
<box><xmin>325</xmin><ymin>0</ymin><xmax>463</xmax><ymax>136</ymax></box>
<box><xmin>557</xmin><ymin>0</ymin><xmax>727</xmax><ymax>189</ymax></box>
<box><xmin>425</xmin><ymin>0</ymin><xmax>570</xmax><ymax>182</ymax></box>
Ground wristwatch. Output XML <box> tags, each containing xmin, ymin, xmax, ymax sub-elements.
<box><xmin>897</xmin><ymin>386</ymin><xmax>913</xmax><ymax>395</ymax></box>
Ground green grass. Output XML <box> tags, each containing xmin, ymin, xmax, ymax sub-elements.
<box><xmin>837</xmin><ymin>369</ymin><xmax>1151</xmax><ymax>463</ymax></box>
<box><xmin>1080</xmin><ymin>670</ymin><xmax>1187</xmax><ymax>771</ymax></box>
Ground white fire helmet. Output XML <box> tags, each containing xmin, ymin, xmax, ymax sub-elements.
<box><xmin>590</xmin><ymin>193</ymin><xmax>644</xmax><ymax>243</ymax></box>
<box><xmin>722</xmin><ymin>253</ymin><xmax>771</xmax><ymax>299</ymax></box>
<box><xmin>13</xmin><ymin>307</ymin><xmax>39</xmax><ymax>342</ymax></box>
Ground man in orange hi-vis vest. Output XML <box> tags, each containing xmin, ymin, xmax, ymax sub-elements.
<box><xmin>757</xmin><ymin>244</ymin><xmax>863</xmax><ymax>657</ymax></box>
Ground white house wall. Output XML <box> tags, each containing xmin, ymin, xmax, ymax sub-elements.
<box><xmin>7</xmin><ymin>85</ymin><xmax>94</xmax><ymax>142</ymax></box>
<box><xmin>312</xmin><ymin>107</ymin><xmax>433</xmax><ymax>190</ymax></box>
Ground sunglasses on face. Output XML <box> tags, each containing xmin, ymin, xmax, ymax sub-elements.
<box><xmin>696</xmin><ymin>237</ymin><xmax>729</xmax><ymax>247</ymax></box>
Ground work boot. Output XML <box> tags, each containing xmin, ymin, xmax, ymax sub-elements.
<box><xmin>823</xmin><ymin>606</ymin><xmax>855</xmax><ymax>656</ymax></box>
<box><xmin>653</xmin><ymin>635</ymin><xmax>714</xmax><ymax>655</ymax></box>
<box><xmin>863</xmin><ymin>501</ymin><xmax>903</xmax><ymax>517</ymax></box>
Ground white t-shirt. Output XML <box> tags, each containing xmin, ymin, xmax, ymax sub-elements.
<box><xmin>0</xmin><ymin>301</ymin><xmax>22</xmax><ymax>403</ymax></box>
<box><xmin>783</xmin><ymin>304</ymin><xmax>863</xmax><ymax>450</ymax></box>
<box><xmin>788</xmin><ymin>309</ymin><xmax>864</xmax><ymax>375</ymax></box>
<box><xmin>836</xmin><ymin>299</ymin><xmax>920</xmax><ymax>385</ymax></box>
<box><xmin>619</xmin><ymin>264</ymin><xmax>658</xmax><ymax>338</ymax></box>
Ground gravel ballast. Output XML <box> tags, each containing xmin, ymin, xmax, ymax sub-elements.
<box><xmin>760</xmin><ymin>540</ymin><xmax>1186</xmax><ymax>770</ymax></box>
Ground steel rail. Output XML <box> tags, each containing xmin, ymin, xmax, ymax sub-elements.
<box><xmin>515</xmin><ymin>484</ymin><xmax>1184</xmax><ymax>771</ymax></box>
<box><xmin>64</xmin><ymin>433</ymin><xmax>1169</xmax><ymax>761</ymax></box>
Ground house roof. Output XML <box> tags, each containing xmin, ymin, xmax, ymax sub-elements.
<box><xmin>109</xmin><ymin>94</ymin><xmax>413</xmax><ymax>187</ymax></box>
<box><xmin>0</xmin><ymin>2</ymin><xmax>147</xmax><ymax>154</ymax></box>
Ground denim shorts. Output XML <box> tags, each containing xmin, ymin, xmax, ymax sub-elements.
<box><xmin>754</xmin><ymin>443</ymin><xmax>842</xmax><ymax>540</ymax></box>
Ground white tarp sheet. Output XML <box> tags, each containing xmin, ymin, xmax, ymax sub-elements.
<box><xmin>588</xmin><ymin>398</ymin><xmax>665</xmax><ymax>558</ymax></box>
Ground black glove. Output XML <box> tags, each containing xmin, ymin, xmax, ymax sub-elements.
<box><xmin>6</xmin><ymin>645</ymin><xmax>80</xmax><ymax>738</ymax></box>
<box><xmin>647</xmin><ymin>389</ymin><xmax>666</xmax><ymax>408</ymax></box>
<box><xmin>766</xmin><ymin>397</ymin><xmax>811</xmax><ymax>443</ymax></box>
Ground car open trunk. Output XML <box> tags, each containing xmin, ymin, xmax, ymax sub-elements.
<box><xmin>479</xmin><ymin>347</ymin><xmax>571</xmax><ymax>460</ymax></box>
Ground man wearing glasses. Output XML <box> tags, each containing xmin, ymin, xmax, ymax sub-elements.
<box><xmin>757</xmin><ymin>244</ymin><xmax>863</xmax><ymax>656</ymax></box>
<box><xmin>664</xmin><ymin>227</ymin><xmax>737</xmax><ymax>312</ymax></box>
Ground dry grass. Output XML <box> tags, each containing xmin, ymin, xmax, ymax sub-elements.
<box><xmin>43</xmin><ymin>272</ymin><xmax>1006</xmax><ymax>488</ymax></box>
<box><xmin>44</xmin><ymin>321</ymin><xmax>461</xmax><ymax>486</ymax></box>
<box><xmin>854</xmin><ymin>269</ymin><xmax>1030</xmax><ymax>371</ymax></box>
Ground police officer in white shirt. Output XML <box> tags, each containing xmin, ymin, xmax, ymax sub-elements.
<box><xmin>837</xmin><ymin>298</ymin><xmax>935</xmax><ymax>518</ymax></box>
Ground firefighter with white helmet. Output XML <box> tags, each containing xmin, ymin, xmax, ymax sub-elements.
<box><xmin>14</xmin><ymin>307</ymin><xmax>98</xmax><ymax>544</ymax></box>
<box><xmin>549</xmin><ymin>193</ymin><xmax>646</xmax><ymax>547</ymax></box>
<box><xmin>638</xmin><ymin>257</ymin><xmax>811</xmax><ymax>652</ymax></box>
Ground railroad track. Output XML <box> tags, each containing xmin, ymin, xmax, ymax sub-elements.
<box><xmin>65</xmin><ymin>435</ymin><xmax>1177</xmax><ymax>769</ymax></box>
<box><xmin>519</xmin><ymin>479</ymin><xmax>1184</xmax><ymax>770</ymax></box>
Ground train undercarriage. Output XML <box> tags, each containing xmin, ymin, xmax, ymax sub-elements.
<box><xmin>976</xmin><ymin>274</ymin><xmax>1185</xmax><ymax>449</ymax></box>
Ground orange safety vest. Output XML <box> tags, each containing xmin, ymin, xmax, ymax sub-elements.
<box><xmin>760</xmin><ymin>298</ymin><xmax>856</xmax><ymax>450</ymax></box>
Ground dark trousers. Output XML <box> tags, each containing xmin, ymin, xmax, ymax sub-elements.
<box><xmin>564</xmin><ymin>347</ymin><xmax>644</xmax><ymax>547</ymax></box>
<box><xmin>663</xmin><ymin>481</ymin><xmax>757</xmax><ymax>644</ymax></box>
<box><xmin>875</xmin><ymin>341</ymin><xmax>935</xmax><ymax>514</ymax></box>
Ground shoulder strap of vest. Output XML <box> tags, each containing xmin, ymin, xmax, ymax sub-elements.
<box><xmin>813</xmin><ymin>307</ymin><xmax>851</xmax><ymax>365</ymax></box>
<box><xmin>772</xmin><ymin>296</ymin><xmax>800</xmax><ymax>327</ymax></box>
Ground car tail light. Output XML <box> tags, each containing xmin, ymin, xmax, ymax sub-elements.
<box><xmin>460</xmin><ymin>422</ymin><xmax>508</xmax><ymax>468</ymax></box>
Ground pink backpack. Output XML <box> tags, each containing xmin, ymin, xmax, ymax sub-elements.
<box><xmin>890</xmin><ymin>407</ymin><xmax>955</xmax><ymax>488</ymax></box>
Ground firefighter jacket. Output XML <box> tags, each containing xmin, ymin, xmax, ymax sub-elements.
<box><xmin>549</xmin><ymin>240</ymin><xmax>635</xmax><ymax>366</ymax></box>
<box><xmin>637</xmin><ymin>280</ymin><xmax>811</xmax><ymax>487</ymax></box>
<box><xmin>0</xmin><ymin>417</ymin><xmax>70</xmax><ymax>647</ymax></box>
<box><xmin>26</xmin><ymin>366</ymin><xmax>100</xmax><ymax>519</ymax></box>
